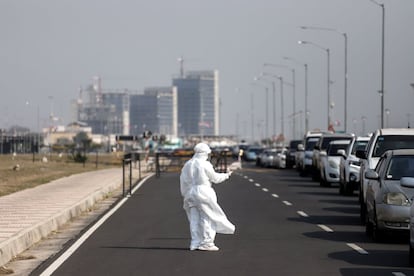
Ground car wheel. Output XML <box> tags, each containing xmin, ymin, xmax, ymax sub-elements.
<box><xmin>410</xmin><ymin>243</ymin><xmax>414</xmax><ymax>266</ymax></box>
<box><xmin>365</xmin><ymin>211</ymin><xmax>373</xmax><ymax>237</ymax></box>
<box><xmin>372</xmin><ymin>209</ymin><xmax>384</xmax><ymax>242</ymax></box>
<box><xmin>360</xmin><ymin>201</ymin><xmax>366</xmax><ymax>225</ymax></box>
<box><xmin>339</xmin><ymin>181</ymin><xmax>345</xmax><ymax>195</ymax></box>
<box><xmin>344</xmin><ymin>182</ymin><xmax>354</xmax><ymax>196</ymax></box>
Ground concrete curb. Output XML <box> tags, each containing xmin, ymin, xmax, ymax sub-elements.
<box><xmin>0</xmin><ymin>172</ymin><xmax>123</xmax><ymax>267</ymax></box>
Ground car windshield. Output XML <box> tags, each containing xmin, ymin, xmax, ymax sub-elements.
<box><xmin>373</xmin><ymin>135</ymin><xmax>414</xmax><ymax>157</ymax></box>
<box><xmin>386</xmin><ymin>156</ymin><xmax>414</xmax><ymax>180</ymax></box>
<box><xmin>321</xmin><ymin>137</ymin><xmax>352</xmax><ymax>150</ymax></box>
<box><xmin>351</xmin><ymin>140</ymin><xmax>368</xmax><ymax>155</ymax></box>
<box><xmin>305</xmin><ymin>138</ymin><xmax>319</xmax><ymax>151</ymax></box>
<box><xmin>327</xmin><ymin>143</ymin><xmax>348</xmax><ymax>156</ymax></box>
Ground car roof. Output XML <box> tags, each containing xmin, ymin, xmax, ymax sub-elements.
<box><xmin>356</xmin><ymin>136</ymin><xmax>370</xmax><ymax>141</ymax></box>
<box><xmin>329</xmin><ymin>139</ymin><xmax>351</xmax><ymax>145</ymax></box>
<box><xmin>387</xmin><ymin>149</ymin><xmax>414</xmax><ymax>156</ymax></box>
<box><xmin>377</xmin><ymin>128</ymin><xmax>414</xmax><ymax>135</ymax></box>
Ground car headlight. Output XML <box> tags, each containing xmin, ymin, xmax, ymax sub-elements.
<box><xmin>383</xmin><ymin>192</ymin><xmax>410</xmax><ymax>206</ymax></box>
<box><xmin>329</xmin><ymin>160</ymin><xmax>338</xmax><ymax>169</ymax></box>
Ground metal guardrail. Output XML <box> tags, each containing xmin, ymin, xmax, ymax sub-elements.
<box><xmin>154</xmin><ymin>150</ymin><xmax>232</xmax><ymax>178</ymax></box>
<box><xmin>122</xmin><ymin>152</ymin><xmax>141</xmax><ymax>196</ymax></box>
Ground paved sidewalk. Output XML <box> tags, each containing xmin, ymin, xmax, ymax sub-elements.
<box><xmin>0</xmin><ymin>168</ymin><xmax>138</xmax><ymax>267</ymax></box>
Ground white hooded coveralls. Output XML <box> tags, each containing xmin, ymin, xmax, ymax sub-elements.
<box><xmin>180</xmin><ymin>143</ymin><xmax>235</xmax><ymax>250</ymax></box>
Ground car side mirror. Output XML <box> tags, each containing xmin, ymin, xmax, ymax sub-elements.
<box><xmin>320</xmin><ymin>151</ymin><xmax>327</xmax><ymax>157</ymax></box>
<box><xmin>297</xmin><ymin>144</ymin><xmax>304</xmax><ymax>151</ymax></box>
<box><xmin>365</xmin><ymin>169</ymin><xmax>379</xmax><ymax>180</ymax></box>
<box><xmin>400</xmin><ymin>177</ymin><xmax>414</xmax><ymax>188</ymax></box>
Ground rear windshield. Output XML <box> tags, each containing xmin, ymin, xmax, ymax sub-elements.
<box><xmin>373</xmin><ymin>135</ymin><xmax>414</xmax><ymax>157</ymax></box>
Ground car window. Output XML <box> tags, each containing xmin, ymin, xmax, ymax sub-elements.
<box><xmin>386</xmin><ymin>156</ymin><xmax>414</xmax><ymax>180</ymax></box>
<box><xmin>373</xmin><ymin>135</ymin><xmax>414</xmax><ymax>157</ymax></box>
<box><xmin>321</xmin><ymin>137</ymin><xmax>352</xmax><ymax>150</ymax></box>
<box><xmin>351</xmin><ymin>140</ymin><xmax>368</xmax><ymax>155</ymax></box>
<box><xmin>327</xmin><ymin>143</ymin><xmax>348</xmax><ymax>156</ymax></box>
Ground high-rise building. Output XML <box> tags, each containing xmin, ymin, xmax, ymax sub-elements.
<box><xmin>77</xmin><ymin>87</ymin><xmax>130</xmax><ymax>135</ymax></box>
<box><xmin>129</xmin><ymin>87</ymin><xmax>177</xmax><ymax>137</ymax></box>
<box><xmin>173</xmin><ymin>70</ymin><xmax>219</xmax><ymax>136</ymax></box>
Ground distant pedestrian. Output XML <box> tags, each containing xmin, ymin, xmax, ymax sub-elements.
<box><xmin>180</xmin><ymin>143</ymin><xmax>235</xmax><ymax>251</ymax></box>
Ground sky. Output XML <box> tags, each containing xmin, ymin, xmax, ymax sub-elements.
<box><xmin>1</xmin><ymin>0</ymin><xmax>413</xmax><ymax>142</ymax></box>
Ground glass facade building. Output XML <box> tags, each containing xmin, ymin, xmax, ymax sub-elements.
<box><xmin>173</xmin><ymin>70</ymin><xmax>219</xmax><ymax>136</ymax></box>
<box><xmin>129</xmin><ymin>87</ymin><xmax>177</xmax><ymax>136</ymax></box>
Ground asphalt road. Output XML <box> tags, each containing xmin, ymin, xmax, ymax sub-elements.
<box><xmin>33</xmin><ymin>164</ymin><xmax>414</xmax><ymax>276</ymax></box>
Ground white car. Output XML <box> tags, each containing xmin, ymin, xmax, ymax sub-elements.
<box><xmin>338</xmin><ymin>136</ymin><xmax>370</xmax><ymax>195</ymax></box>
<box><xmin>319</xmin><ymin>140</ymin><xmax>351</xmax><ymax>187</ymax></box>
<box><xmin>273</xmin><ymin>148</ymin><xmax>288</xmax><ymax>169</ymax></box>
<box><xmin>356</xmin><ymin>128</ymin><xmax>414</xmax><ymax>223</ymax></box>
<box><xmin>259</xmin><ymin>149</ymin><xmax>278</xmax><ymax>168</ymax></box>
<box><xmin>297</xmin><ymin>131</ymin><xmax>323</xmax><ymax>176</ymax></box>
<box><xmin>312</xmin><ymin>133</ymin><xmax>354</xmax><ymax>181</ymax></box>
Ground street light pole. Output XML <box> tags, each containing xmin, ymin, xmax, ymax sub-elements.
<box><xmin>253</xmin><ymin>78</ymin><xmax>269</xmax><ymax>141</ymax></box>
<box><xmin>300</xmin><ymin>26</ymin><xmax>348</xmax><ymax>133</ymax></box>
<box><xmin>284</xmin><ymin>56</ymin><xmax>309</xmax><ymax>134</ymax></box>
<box><xmin>263</xmin><ymin>63</ymin><xmax>296</xmax><ymax>139</ymax></box>
<box><xmin>298</xmin><ymin>40</ymin><xmax>331</xmax><ymax>130</ymax></box>
<box><xmin>368</xmin><ymin>0</ymin><xmax>385</xmax><ymax>128</ymax></box>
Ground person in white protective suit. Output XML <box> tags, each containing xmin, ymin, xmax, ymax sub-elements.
<box><xmin>180</xmin><ymin>143</ymin><xmax>235</xmax><ymax>251</ymax></box>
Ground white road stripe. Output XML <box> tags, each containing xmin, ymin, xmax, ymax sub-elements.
<box><xmin>249</xmin><ymin>179</ymin><xmax>254</xmax><ymax>182</ymax></box>
<box><xmin>262</xmin><ymin>188</ymin><xmax>269</xmax><ymax>192</ymax></box>
<box><xmin>271</xmin><ymin>194</ymin><xmax>279</xmax><ymax>198</ymax></box>
<box><xmin>282</xmin><ymin>201</ymin><xmax>292</xmax><ymax>206</ymax></box>
<box><xmin>346</xmin><ymin>243</ymin><xmax>369</xmax><ymax>254</ymax></box>
<box><xmin>255</xmin><ymin>183</ymin><xmax>261</xmax><ymax>187</ymax></box>
<box><xmin>317</xmin><ymin>224</ymin><xmax>334</xmax><ymax>232</ymax></box>
<box><xmin>297</xmin><ymin>211</ymin><xmax>309</xmax><ymax>217</ymax></box>
<box><xmin>244</xmin><ymin>176</ymin><xmax>248</xmax><ymax>179</ymax></box>
<box><xmin>392</xmin><ymin>272</ymin><xmax>406</xmax><ymax>276</ymax></box>
<box><xmin>40</xmin><ymin>174</ymin><xmax>154</xmax><ymax>276</ymax></box>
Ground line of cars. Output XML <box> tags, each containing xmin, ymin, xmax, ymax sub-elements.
<box><xmin>293</xmin><ymin>128</ymin><xmax>414</xmax><ymax>264</ymax></box>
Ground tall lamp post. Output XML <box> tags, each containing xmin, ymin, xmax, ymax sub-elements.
<box><xmin>368</xmin><ymin>0</ymin><xmax>385</xmax><ymax>128</ymax></box>
<box><xmin>300</xmin><ymin>26</ymin><xmax>348</xmax><ymax>132</ymax></box>
<box><xmin>283</xmin><ymin>56</ymin><xmax>309</xmax><ymax>134</ymax></box>
<box><xmin>257</xmin><ymin>76</ymin><xmax>277</xmax><ymax>138</ymax></box>
<box><xmin>298</xmin><ymin>40</ymin><xmax>331</xmax><ymax>130</ymax></box>
<box><xmin>263</xmin><ymin>63</ymin><xmax>296</xmax><ymax>139</ymax></box>
<box><xmin>252</xmin><ymin>78</ymin><xmax>269</xmax><ymax>141</ymax></box>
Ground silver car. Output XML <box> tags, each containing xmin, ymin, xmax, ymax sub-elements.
<box><xmin>365</xmin><ymin>149</ymin><xmax>414</xmax><ymax>241</ymax></box>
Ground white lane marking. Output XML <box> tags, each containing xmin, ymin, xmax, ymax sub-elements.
<box><xmin>40</xmin><ymin>174</ymin><xmax>154</xmax><ymax>276</ymax></box>
<box><xmin>249</xmin><ymin>179</ymin><xmax>254</xmax><ymax>182</ymax></box>
<box><xmin>317</xmin><ymin>224</ymin><xmax>334</xmax><ymax>232</ymax></box>
<box><xmin>271</xmin><ymin>194</ymin><xmax>279</xmax><ymax>198</ymax></box>
<box><xmin>346</xmin><ymin>243</ymin><xmax>369</xmax><ymax>255</ymax></box>
<box><xmin>297</xmin><ymin>211</ymin><xmax>309</xmax><ymax>217</ymax></box>
<box><xmin>392</xmin><ymin>272</ymin><xmax>406</xmax><ymax>276</ymax></box>
<box><xmin>255</xmin><ymin>183</ymin><xmax>261</xmax><ymax>187</ymax></box>
<box><xmin>282</xmin><ymin>201</ymin><xmax>292</xmax><ymax>206</ymax></box>
<box><xmin>244</xmin><ymin>176</ymin><xmax>248</xmax><ymax>179</ymax></box>
<box><xmin>262</xmin><ymin>188</ymin><xmax>269</xmax><ymax>192</ymax></box>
